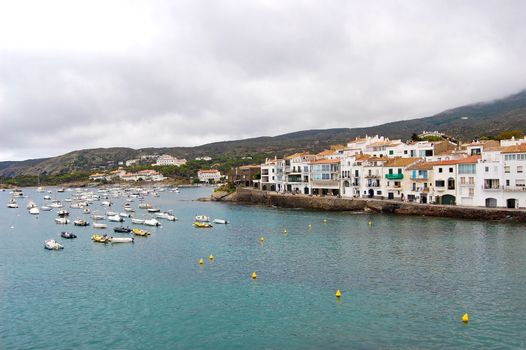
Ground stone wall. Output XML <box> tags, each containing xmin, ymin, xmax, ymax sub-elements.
<box><xmin>224</xmin><ymin>188</ymin><xmax>526</xmax><ymax>223</ymax></box>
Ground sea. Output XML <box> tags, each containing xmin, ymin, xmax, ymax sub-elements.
<box><xmin>1</xmin><ymin>186</ymin><xmax>525</xmax><ymax>349</ymax></box>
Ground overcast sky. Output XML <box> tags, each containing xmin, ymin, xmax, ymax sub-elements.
<box><xmin>1</xmin><ymin>0</ymin><xmax>525</xmax><ymax>160</ymax></box>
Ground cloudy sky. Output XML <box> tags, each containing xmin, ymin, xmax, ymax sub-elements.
<box><xmin>1</xmin><ymin>0</ymin><xmax>525</xmax><ymax>160</ymax></box>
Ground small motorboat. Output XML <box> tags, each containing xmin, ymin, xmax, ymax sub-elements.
<box><xmin>106</xmin><ymin>211</ymin><xmax>118</xmax><ymax>216</ymax></box>
<box><xmin>124</xmin><ymin>206</ymin><xmax>135</xmax><ymax>212</ymax></box>
<box><xmin>61</xmin><ymin>231</ymin><xmax>77</xmax><ymax>239</ymax></box>
<box><xmin>93</xmin><ymin>222</ymin><xmax>107</xmax><ymax>229</ymax></box>
<box><xmin>147</xmin><ymin>208</ymin><xmax>161</xmax><ymax>213</ymax></box>
<box><xmin>138</xmin><ymin>203</ymin><xmax>152</xmax><ymax>209</ymax></box>
<box><xmin>194</xmin><ymin>221</ymin><xmax>213</xmax><ymax>228</ymax></box>
<box><xmin>92</xmin><ymin>214</ymin><xmax>105</xmax><ymax>220</ymax></box>
<box><xmin>119</xmin><ymin>212</ymin><xmax>132</xmax><ymax>218</ymax></box>
<box><xmin>55</xmin><ymin>218</ymin><xmax>70</xmax><ymax>224</ymax></box>
<box><xmin>73</xmin><ymin>219</ymin><xmax>90</xmax><ymax>226</ymax></box>
<box><xmin>144</xmin><ymin>218</ymin><xmax>161</xmax><ymax>227</ymax></box>
<box><xmin>57</xmin><ymin>209</ymin><xmax>69</xmax><ymax>217</ymax></box>
<box><xmin>91</xmin><ymin>234</ymin><xmax>110</xmax><ymax>243</ymax></box>
<box><xmin>27</xmin><ymin>201</ymin><xmax>37</xmax><ymax>209</ymax></box>
<box><xmin>132</xmin><ymin>228</ymin><xmax>150</xmax><ymax>236</ymax></box>
<box><xmin>43</xmin><ymin>195</ymin><xmax>51</xmax><ymax>200</ymax></box>
<box><xmin>213</xmin><ymin>219</ymin><xmax>229</xmax><ymax>224</ymax></box>
<box><xmin>131</xmin><ymin>218</ymin><xmax>145</xmax><ymax>225</ymax></box>
<box><xmin>83</xmin><ymin>208</ymin><xmax>91</xmax><ymax>214</ymax></box>
<box><xmin>108</xmin><ymin>215</ymin><xmax>124</xmax><ymax>222</ymax></box>
<box><xmin>44</xmin><ymin>239</ymin><xmax>64</xmax><ymax>250</ymax></box>
<box><xmin>156</xmin><ymin>212</ymin><xmax>177</xmax><ymax>221</ymax></box>
<box><xmin>41</xmin><ymin>206</ymin><xmax>52</xmax><ymax>211</ymax></box>
<box><xmin>195</xmin><ymin>215</ymin><xmax>210</xmax><ymax>222</ymax></box>
<box><xmin>109</xmin><ymin>237</ymin><xmax>134</xmax><ymax>243</ymax></box>
<box><xmin>114</xmin><ymin>226</ymin><xmax>132</xmax><ymax>233</ymax></box>
<box><xmin>29</xmin><ymin>207</ymin><xmax>40</xmax><ymax>215</ymax></box>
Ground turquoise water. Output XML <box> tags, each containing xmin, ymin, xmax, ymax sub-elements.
<box><xmin>1</xmin><ymin>187</ymin><xmax>526</xmax><ymax>349</ymax></box>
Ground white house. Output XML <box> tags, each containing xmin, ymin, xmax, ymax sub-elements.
<box><xmin>155</xmin><ymin>155</ymin><xmax>187</xmax><ymax>166</ymax></box>
<box><xmin>197</xmin><ymin>169</ymin><xmax>222</xmax><ymax>183</ymax></box>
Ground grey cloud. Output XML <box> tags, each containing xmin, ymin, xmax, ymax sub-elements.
<box><xmin>1</xmin><ymin>0</ymin><xmax>526</xmax><ymax>160</ymax></box>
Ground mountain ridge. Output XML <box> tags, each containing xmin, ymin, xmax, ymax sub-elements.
<box><xmin>2</xmin><ymin>89</ymin><xmax>526</xmax><ymax>177</ymax></box>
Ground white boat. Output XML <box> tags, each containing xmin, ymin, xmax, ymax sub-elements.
<box><xmin>119</xmin><ymin>212</ymin><xmax>132</xmax><ymax>218</ymax></box>
<box><xmin>131</xmin><ymin>218</ymin><xmax>145</xmax><ymax>224</ymax></box>
<box><xmin>57</xmin><ymin>188</ymin><xmax>65</xmax><ymax>193</ymax></box>
<box><xmin>44</xmin><ymin>239</ymin><xmax>64</xmax><ymax>250</ymax></box>
<box><xmin>138</xmin><ymin>203</ymin><xmax>152</xmax><ymax>209</ymax></box>
<box><xmin>73</xmin><ymin>219</ymin><xmax>90</xmax><ymax>226</ymax></box>
<box><xmin>54</xmin><ymin>218</ymin><xmax>70</xmax><ymax>224</ymax></box>
<box><xmin>213</xmin><ymin>219</ymin><xmax>229</xmax><ymax>224</ymax></box>
<box><xmin>7</xmin><ymin>201</ymin><xmax>18</xmax><ymax>208</ymax></box>
<box><xmin>195</xmin><ymin>215</ymin><xmax>210</xmax><ymax>222</ymax></box>
<box><xmin>83</xmin><ymin>208</ymin><xmax>91</xmax><ymax>214</ymax></box>
<box><xmin>41</xmin><ymin>206</ymin><xmax>52</xmax><ymax>211</ymax></box>
<box><xmin>43</xmin><ymin>195</ymin><xmax>51</xmax><ymax>200</ymax></box>
<box><xmin>108</xmin><ymin>215</ymin><xmax>124</xmax><ymax>222</ymax></box>
<box><xmin>109</xmin><ymin>237</ymin><xmax>134</xmax><ymax>243</ymax></box>
<box><xmin>93</xmin><ymin>222</ymin><xmax>108</xmax><ymax>229</ymax></box>
<box><xmin>36</xmin><ymin>186</ymin><xmax>44</xmax><ymax>193</ymax></box>
<box><xmin>147</xmin><ymin>208</ymin><xmax>161</xmax><ymax>213</ymax></box>
<box><xmin>57</xmin><ymin>209</ymin><xmax>69</xmax><ymax>216</ymax></box>
<box><xmin>124</xmin><ymin>207</ymin><xmax>135</xmax><ymax>212</ymax></box>
<box><xmin>29</xmin><ymin>207</ymin><xmax>40</xmax><ymax>215</ymax></box>
<box><xmin>144</xmin><ymin>218</ymin><xmax>161</xmax><ymax>226</ymax></box>
<box><xmin>101</xmin><ymin>201</ymin><xmax>112</xmax><ymax>207</ymax></box>
<box><xmin>92</xmin><ymin>214</ymin><xmax>105</xmax><ymax>220</ymax></box>
<box><xmin>156</xmin><ymin>212</ymin><xmax>177</xmax><ymax>221</ymax></box>
<box><xmin>49</xmin><ymin>201</ymin><xmax>63</xmax><ymax>208</ymax></box>
<box><xmin>26</xmin><ymin>201</ymin><xmax>37</xmax><ymax>209</ymax></box>
<box><xmin>106</xmin><ymin>211</ymin><xmax>117</xmax><ymax>216</ymax></box>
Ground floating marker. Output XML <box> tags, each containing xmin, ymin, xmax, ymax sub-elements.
<box><xmin>308</xmin><ymin>224</ymin><xmax>312</xmax><ymax>229</ymax></box>
<box><xmin>335</xmin><ymin>289</ymin><xmax>341</xmax><ymax>298</ymax></box>
<box><xmin>368</xmin><ymin>221</ymin><xmax>372</xmax><ymax>226</ymax></box>
<box><xmin>323</xmin><ymin>219</ymin><xmax>327</xmax><ymax>223</ymax></box>
<box><xmin>252</xmin><ymin>272</ymin><xmax>257</xmax><ymax>279</ymax></box>
<box><xmin>462</xmin><ymin>313</ymin><xmax>469</xmax><ymax>323</ymax></box>
<box><xmin>199</xmin><ymin>258</ymin><xmax>204</xmax><ymax>265</ymax></box>
<box><xmin>209</xmin><ymin>254</ymin><xmax>214</xmax><ymax>261</ymax></box>
<box><xmin>283</xmin><ymin>229</ymin><xmax>287</xmax><ymax>234</ymax></box>
<box><xmin>259</xmin><ymin>236</ymin><xmax>265</xmax><ymax>242</ymax></box>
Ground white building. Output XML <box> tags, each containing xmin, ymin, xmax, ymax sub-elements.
<box><xmin>197</xmin><ymin>169</ymin><xmax>222</xmax><ymax>183</ymax></box>
<box><xmin>155</xmin><ymin>155</ymin><xmax>187</xmax><ymax>166</ymax></box>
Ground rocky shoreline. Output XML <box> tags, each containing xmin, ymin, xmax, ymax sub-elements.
<box><xmin>211</xmin><ymin>188</ymin><xmax>526</xmax><ymax>223</ymax></box>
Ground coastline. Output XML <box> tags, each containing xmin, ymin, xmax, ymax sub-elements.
<box><xmin>214</xmin><ymin>188</ymin><xmax>526</xmax><ymax>223</ymax></box>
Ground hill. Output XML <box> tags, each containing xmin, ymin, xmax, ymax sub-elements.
<box><xmin>2</xmin><ymin>89</ymin><xmax>526</xmax><ymax>177</ymax></box>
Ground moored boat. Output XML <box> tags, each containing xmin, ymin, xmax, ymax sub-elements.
<box><xmin>41</xmin><ymin>206</ymin><xmax>52</xmax><ymax>211</ymax></box>
<box><xmin>156</xmin><ymin>212</ymin><xmax>177</xmax><ymax>221</ymax></box>
<box><xmin>29</xmin><ymin>207</ymin><xmax>40</xmax><ymax>215</ymax></box>
<box><xmin>61</xmin><ymin>231</ymin><xmax>77</xmax><ymax>239</ymax></box>
<box><xmin>144</xmin><ymin>218</ymin><xmax>161</xmax><ymax>226</ymax></box>
<box><xmin>147</xmin><ymin>208</ymin><xmax>161</xmax><ymax>213</ymax></box>
<box><xmin>55</xmin><ymin>218</ymin><xmax>70</xmax><ymax>224</ymax></box>
<box><xmin>132</xmin><ymin>228</ymin><xmax>150</xmax><ymax>236</ymax></box>
<box><xmin>109</xmin><ymin>237</ymin><xmax>134</xmax><ymax>243</ymax></box>
<box><xmin>114</xmin><ymin>226</ymin><xmax>132</xmax><ymax>233</ymax></box>
<box><xmin>194</xmin><ymin>221</ymin><xmax>213</xmax><ymax>228</ymax></box>
<box><xmin>213</xmin><ymin>219</ymin><xmax>229</xmax><ymax>224</ymax></box>
<box><xmin>44</xmin><ymin>239</ymin><xmax>64</xmax><ymax>250</ymax></box>
<box><xmin>131</xmin><ymin>218</ymin><xmax>145</xmax><ymax>225</ymax></box>
<box><xmin>93</xmin><ymin>222</ymin><xmax>108</xmax><ymax>229</ymax></box>
<box><xmin>73</xmin><ymin>219</ymin><xmax>90</xmax><ymax>226</ymax></box>
<box><xmin>91</xmin><ymin>234</ymin><xmax>110</xmax><ymax>243</ymax></box>
<box><xmin>108</xmin><ymin>215</ymin><xmax>124</xmax><ymax>222</ymax></box>
<box><xmin>57</xmin><ymin>209</ymin><xmax>69</xmax><ymax>217</ymax></box>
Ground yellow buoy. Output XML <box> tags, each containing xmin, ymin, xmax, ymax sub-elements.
<box><xmin>368</xmin><ymin>221</ymin><xmax>372</xmax><ymax>226</ymax></box>
<box><xmin>308</xmin><ymin>224</ymin><xmax>312</xmax><ymax>229</ymax></box>
<box><xmin>462</xmin><ymin>313</ymin><xmax>469</xmax><ymax>323</ymax></box>
<box><xmin>323</xmin><ymin>219</ymin><xmax>327</xmax><ymax>223</ymax></box>
<box><xmin>283</xmin><ymin>229</ymin><xmax>287</xmax><ymax>234</ymax></box>
<box><xmin>335</xmin><ymin>289</ymin><xmax>341</xmax><ymax>298</ymax></box>
<box><xmin>252</xmin><ymin>272</ymin><xmax>257</xmax><ymax>279</ymax></box>
<box><xmin>209</xmin><ymin>254</ymin><xmax>214</xmax><ymax>261</ymax></box>
<box><xmin>199</xmin><ymin>258</ymin><xmax>204</xmax><ymax>265</ymax></box>
<box><xmin>259</xmin><ymin>236</ymin><xmax>265</xmax><ymax>242</ymax></box>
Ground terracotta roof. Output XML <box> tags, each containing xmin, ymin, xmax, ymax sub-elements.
<box><xmin>90</xmin><ymin>173</ymin><xmax>106</xmax><ymax>177</ymax></box>
<box><xmin>431</xmin><ymin>155</ymin><xmax>481</xmax><ymax>166</ymax></box>
<box><xmin>383</xmin><ymin>157</ymin><xmax>421</xmax><ymax>167</ymax></box>
<box><xmin>285</xmin><ymin>152</ymin><xmax>307</xmax><ymax>159</ymax></box>
<box><xmin>198</xmin><ymin>169</ymin><xmax>220</xmax><ymax>173</ymax></box>
<box><xmin>316</xmin><ymin>149</ymin><xmax>336</xmax><ymax>157</ymax></box>
<box><xmin>309</xmin><ymin>158</ymin><xmax>341</xmax><ymax>165</ymax></box>
<box><xmin>407</xmin><ymin>161</ymin><xmax>434</xmax><ymax>170</ymax></box>
<box><xmin>500</xmin><ymin>144</ymin><xmax>526</xmax><ymax>154</ymax></box>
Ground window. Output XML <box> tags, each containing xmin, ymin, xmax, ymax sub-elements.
<box><xmin>516</xmin><ymin>179</ymin><xmax>525</xmax><ymax>187</ymax></box>
<box><xmin>485</xmin><ymin>167</ymin><xmax>489</xmax><ymax>172</ymax></box>
<box><xmin>397</xmin><ymin>168</ymin><xmax>402</xmax><ymax>174</ymax></box>
<box><xmin>389</xmin><ymin>169</ymin><xmax>393</xmax><ymax>174</ymax></box>
<box><xmin>439</xmin><ymin>168</ymin><xmax>443</xmax><ymax>173</ymax></box>
<box><xmin>322</xmin><ymin>173</ymin><xmax>330</xmax><ymax>180</ymax></box>
<box><xmin>505</xmin><ymin>166</ymin><xmax>510</xmax><ymax>173</ymax></box>
<box><xmin>469</xmin><ymin>177</ymin><xmax>475</xmax><ymax>184</ymax></box>
<box><xmin>404</xmin><ymin>150</ymin><xmax>408</xmax><ymax>155</ymax></box>
<box><xmin>435</xmin><ymin>180</ymin><xmax>445</xmax><ymax>187</ymax></box>
<box><xmin>449</xmin><ymin>167</ymin><xmax>453</xmax><ymax>173</ymax></box>
<box><xmin>389</xmin><ymin>150</ymin><xmax>394</xmax><ymax>155</ymax></box>
<box><xmin>459</xmin><ymin>164</ymin><xmax>476</xmax><ymax>174</ymax></box>
<box><xmin>376</xmin><ymin>191</ymin><xmax>382</xmax><ymax>195</ymax></box>
<box><xmin>468</xmin><ymin>188</ymin><xmax>474</xmax><ymax>197</ymax></box>
<box><xmin>460</xmin><ymin>177</ymin><xmax>466</xmax><ymax>184</ymax></box>
<box><xmin>518</xmin><ymin>166</ymin><xmax>523</xmax><ymax>173</ymax></box>
<box><xmin>506</xmin><ymin>180</ymin><xmax>510</xmax><ymax>186</ymax></box>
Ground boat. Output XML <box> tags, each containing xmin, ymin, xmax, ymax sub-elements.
<box><xmin>106</xmin><ymin>211</ymin><xmax>118</xmax><ymax>216</ymax></box>
<box><xmin>36</xmin><ymin>186</ymin><xmax>44</xmax><ymax>193</ymax></box>
<box><xmin>91</xmin><ymin>234</ymin><xmax>110</xmax><ymax>243</ymax></box>
<box><xmin>54</xmin><ymin>218</ymin><xmax>70</xmax><ymax>224</ymax></box>
<box><xmin>131</xmin><ymin>218</ymin><xmax>145</xmax><ymax>225</ymax></box>
<box><xmin>57</xmin><ymin>209</ymin><xmax>69</xmax><ymax>217</ymax></box>
<box><xmin>92</xmin><ymin>214</ymin><xmax>105</xmax><ymax>220</ymax></box>
<box><xmin>26</xmin><ymin>201</ymin><xmax>37</xmax><ymax>209</ymax></box>
<box><xmin>194</xmin><ymin>221</ymin><xmax>213</xmax><ymax>228</ymax></box>
<box><xmin>44</xmin><ymin>239</ymin><xmax>64</xmax><ymax>250</ymax></box>
<box><xmin>144</xmin><ymin>218</ymin><xmax>161</xmax><ymax>227</ymax></box>
<box><xmin>138</xmin><ymin>203</ymin><xmax>152</xmax><ymax>209</ymax></box>
<box><xmin>83</xmin><ymin>208</ymin><xmax>91</xmax><ymax>214</ymax></box>
<box><xmin>147</xmin><ymin>208</ymin><xmax>161</xmax><ymax>213</ymax></box>
<box><xmin>57</xmin><ymin>188</ymin><xmax>65</xmax><ymax>193</ymax></box>
<box><xmin>7</xmin><ymin>202</ymin><xmax>19</xmax><ymax>208</ymax></box>
<box><xmin>93</xmin><ymin>222</ymin><xmax>107</xmax><ymax>229</ymax></box>
<box><xmin>195</xmin><ymin>215</ymin><xmax>210</xmax><ymax>222</ymax></box>
<box><xmin>114</xmin><ymin>226</ymin><xmax>132</xmax><ymax>233</ymax></box>
<box><xmin>43</xmin><ymin>195</ymin><xmax>51</xmax><ymax>200</ymax></box>
<box><xmin>119</xmin><ymin>212</ymin><xmax>132</xmax><ymax>218</ymax></box>
<box><xmin>60</xmin><ymin>231</ymin><xmax>77</xmax><ymax>239</ymax></box>
<box><xmin>124</xmin><ymin>206</ymin><xmax>135</xmax><ymax>212</ymax></box>
<box><xmin>108</xmin><ymin>215</ymin><xmax>124</xmax><ymax>222</ymax></box>
<box><xmin>73</xmin><ymin>219</ymin><xmax>90</xmax><ymax>226</ymax></box>
<box><xmin>213</xmin><ymin>219</ymin><xmax>229</xmax><ymax>224</ymax></box>
<box><xmin>156</xmin><ymin>212</ymin><xmax>177</xmax><ymax>221</ymax></box>
<box><xmin>132</xmin><ymin>228</ymin><xmax>150</xmax><ymax>236</ymax></box>
<box><xmin>41</xmin><ymin>206</ymin><xmax>52</xmax><ymax>211</ymax></box>
<box><xmin>109</xmin><ymin>237</ymin><xmax>134</xmax><ymax>243</ymax></box>
<box><xmin>29</xmin><ymin>207</ymin><xmax>40</xmax><ymax>215</ymax></box>
<box><xmin>101</xmin><ymin>201</ymin><xmax>112</xmax><ymax>207</ymax></box>
<box><xmin>49</xmin><ymin>201</ymin><xmax>63</xmax><ymax>208</ymax></box>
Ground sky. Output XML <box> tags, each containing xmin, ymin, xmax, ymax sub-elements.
<box><xmin>1</xmin><ymin>0</ymin><xmax>526</xmax><ymax>161</ymax></box>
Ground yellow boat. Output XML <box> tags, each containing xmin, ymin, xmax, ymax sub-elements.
<box><xmin>91</xmin><ymin>234</ymin><xmax>110</xmax><ymax>243</ymax></box>
<box><xmin>132</xmin><ymin>228</ymin><xmax>150</xmax><ymax>236</ymax></box>
<box><xmin>193</xmin><ymin>221</ymin><xmax>213</xmax><ymax>228</ymax></box>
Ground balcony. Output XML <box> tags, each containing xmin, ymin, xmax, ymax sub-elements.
<box><xmin>364</xmin><ymin>174</ymin><xmax>381</xmax><ymax>179</ymax></box>
<box><xmin>503</xmin><ymin>186</ymin><xmax>526</xmax><ymax>192</ymax></box>
<box><xmin>311</xmin><ymin>180</ymin><xmax>340</xmax><ymax>188</ymax></box>
<box><xmin>385</xmin><ymin>173</ymin><xmax>404</xmax><ymax>180</ymax></box>
<box><xmin>410</xmin><ymin>176</ymin><xmax>428</xmax><ymax>181</ymax></box>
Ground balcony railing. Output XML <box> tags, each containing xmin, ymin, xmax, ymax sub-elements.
<box><xmin>410</xmin><ymin>176</ymin><xmax>428</xmax><ymax>181</ymax></box>
<box><xmin>364</xmin><ymin>175</ymin><xmax>381</xmax><ymax>179</ymax></box>
<box><xmin>503</xmin><ymin>186</ymin><xmax>526</xmax><ymax>192</ymax></box>
<box><xmin>385</xmin><ymin>173</ymin><xmax>404</xmax><ymax>180</ymax></box>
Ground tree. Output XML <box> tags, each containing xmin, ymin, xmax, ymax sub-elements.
<box><xmin>496</xmin><ymin>130</ymin><xmax>524</xmax><ymax>140</ymax></box>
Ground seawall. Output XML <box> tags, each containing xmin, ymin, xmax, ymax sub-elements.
<box><xmin>221</xmin><ymin>188</ymin><xmax>526</xmax><ymax>223</ymax></box>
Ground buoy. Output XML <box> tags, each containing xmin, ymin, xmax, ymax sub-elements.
<box><xmin>308</xmin><ymin>224</ymin><xmax>312</xmax><ymax>229</ymax></box>
<box><xmin>199</xmin><ymin>258</ymin><xmax>204</xmax><ymax>265</ymax></box>
<box><xmin>209</xmin><ymin>254</ymin><xmax>214</xmax><ymax>261</ymax></box>
<box><xmin>368</xmin><ymin>221</ymin><xmax>372</xmax><ymax>226</ymax></box>
<box><xmin>283</xmin><ymin>229</ymin><xmax>287</xmax><ymax>234</ymax></box>
<box><xmin>335</xmin><ymin>289</ymin><xmax>341</xmax><ymax>298</ymax></box>
<box><xmin>323</xmin><ymin>219</ymin><xmax>327</xmax><ymax>223</ymax></box>
<box><xmin>462</xmin><ymin>313</ymin><xmax>469</xmax><ymax>323</ymax></box>
<box><xmin>252</xmin><ymin>272</ymin><xmax>257</xmax><ymax>279</ymax></box>
<box><xmin>259</xmin><ymin>236</ymin><xmax>265</xmax><ymax>242</ymax></box>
